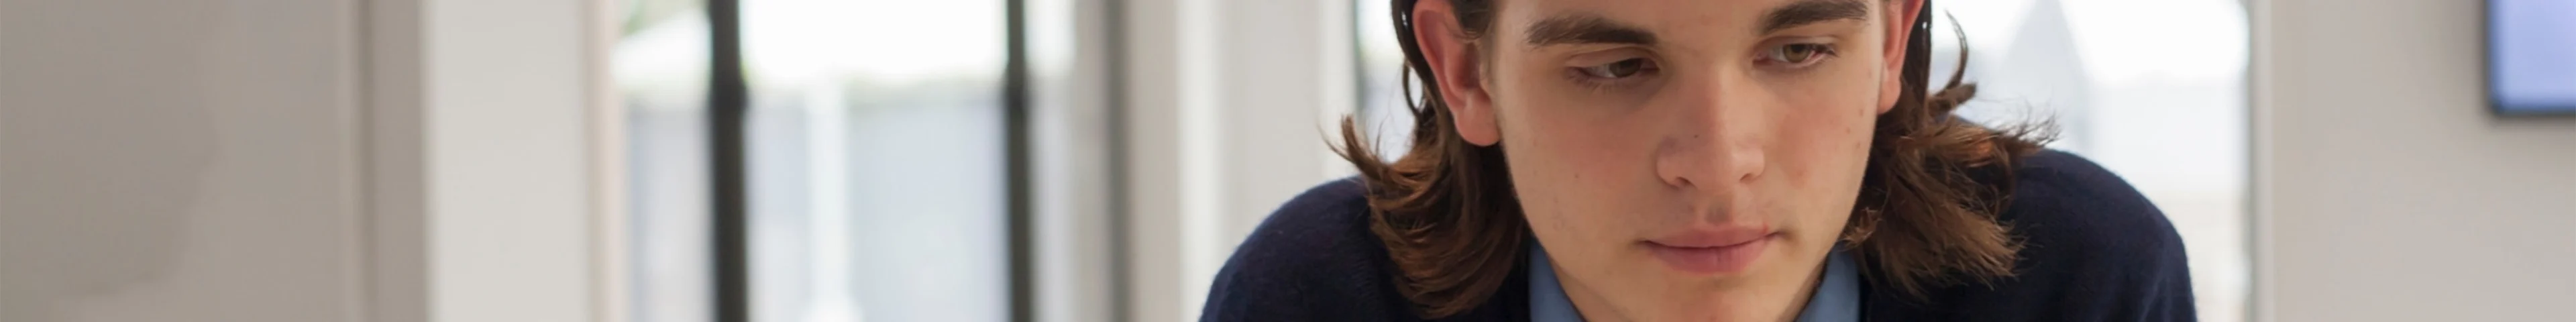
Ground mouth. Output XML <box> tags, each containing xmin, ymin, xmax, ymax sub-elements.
<box><xmin>1643</xmin><ymin>228</ymin><xmax>1777</xmax><ymax>274</ymax></box>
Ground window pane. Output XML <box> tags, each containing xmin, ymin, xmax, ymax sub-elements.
<box><xmin>740</xmin><ymin>1</ymin><xmax>1012</xmax><ymax>321</ymax></box>
<box><xmin>614</xmin><ymin>1</ymin><xmax>713</xmax><ymax>320</ymax></box>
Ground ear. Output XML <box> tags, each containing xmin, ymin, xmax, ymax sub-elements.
<box><xmin>1414</xmin><ymin>0</ymin><xmax>1501</xmax><ymax>146</ymax></box>
<box><xmin>1876</xmin><ymin>0</ymin><xmax>1925</xmax><ymax>114</ymax></box>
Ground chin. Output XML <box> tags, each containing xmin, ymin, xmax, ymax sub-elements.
<box><xmin>1635</xmin><ymin>298</ymin><xmax>1768</xmax><ymax>322</ymax></box>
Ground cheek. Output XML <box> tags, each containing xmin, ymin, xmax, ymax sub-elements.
<box><xmin>1778</xmin><ymin>87</ymin><xmax>1878</xmax><ymax>162</ymax></box>
<box><xmin>1494</xmin><ymin>67</ymin><xmax>1654</xmax><ymax>194</ymax></box>
<box><xmin>1489</xmin><ymin>75</ymin><xmax>1665</xmax><ymax>256</ymax></box>
<box><xmin>1769</xmin><ymin>73</ymin><xmax>1882</xmax><ymax>235</ymax></box>
<box><xmin>1772</xmin><ymin>59</ymin><xmax>1886</xmax><ymax>172</ymax></box>
<box><xmin>1499</xmin><ymin>103</ymin><xmax>1640</xmax><ymax>229</ymax></box>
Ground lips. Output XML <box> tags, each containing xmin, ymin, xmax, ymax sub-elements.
<box><xmin>1644</xmin><ymin>226</ymin><xmax>1776</xmax><ymax>274</ymax></box>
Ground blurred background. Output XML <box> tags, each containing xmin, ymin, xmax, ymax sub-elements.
<box><xmin>2</xmin><ymin>0</ymin><xmax>2569</xmax><ymax>322</ymax></box>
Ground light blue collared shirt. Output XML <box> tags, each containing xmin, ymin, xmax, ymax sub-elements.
<box><xmin>1528</xmin><ymin>242</ymin><xmax>1862</xmax><ymax>322</ymax></box>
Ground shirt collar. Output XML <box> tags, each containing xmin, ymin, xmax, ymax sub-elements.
<box><xmin>1527</xmin><ymin>241</ymin><xmax>1863</xmax><ymax>322</ymax></box>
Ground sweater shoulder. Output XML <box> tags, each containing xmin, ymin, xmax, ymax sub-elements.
<box><xmin>1876</xmin><ymin>150</ymin><xmax>2199</xmax><ymax>321</ymax></box>
<box><xmin>2001</xmin><ymin>150</ymin><xmax>2186</xmax><ymax>262</ymax></box>
<box><xmin>1201</xmin><ymin>178</ymin><xmax>1418</xmax><ymax>321</ymax></box>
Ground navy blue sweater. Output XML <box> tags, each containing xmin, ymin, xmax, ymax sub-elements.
<box><xmin>1202</xmin><ymin>150</ymin><xmax>2196</xmax><ymax>321</ymax></box>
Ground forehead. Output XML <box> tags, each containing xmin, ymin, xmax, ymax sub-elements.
<box><xmin>1492</xmin><ymin>0</ymin><xmax>1882</xmax><ymax>43</ymax></box>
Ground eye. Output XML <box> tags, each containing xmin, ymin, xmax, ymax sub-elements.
<box><xmin>1759</xmin><ymin>43</ymin><xmax>1837</xmax><ymax>66</ymax></box>
<box><xmin>1576</xmin><ymin>58</ymin><xmax>1658</xmax><ymax>79</ymax></box>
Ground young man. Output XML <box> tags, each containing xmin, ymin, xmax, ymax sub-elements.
<box><xmin>1201</xmin><ymin>0</ymin><xmax>2196</xmax><ymax>321</ymax></box>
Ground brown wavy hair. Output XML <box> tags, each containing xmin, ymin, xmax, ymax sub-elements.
<box><xmin>1333</xmin><ymin>0</ymin><xmax>2051</xmax><ymax>318</ymax></box>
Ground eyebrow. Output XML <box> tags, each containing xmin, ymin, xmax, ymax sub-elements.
<box><xmin>1760</xmin><ymin>0</ymin><xmax>1873</xmax><ymax>34</ymax></box>
<box><xmin>1522</xmin><ymin>13</ymin><xmax>1656</xmax><ymax>46</ymax></box>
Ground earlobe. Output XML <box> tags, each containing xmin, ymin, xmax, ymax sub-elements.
<box><xmin>1448</xmin><ymin>55</ymin><xmax>1501</xmax><ymax>146</ymax></box>
<box><xmin>1413</xmin><ymin>1</ymin><xmax>1502</xmax><ymax>146</ymax></box>
<box><xmin>1878</xmin><ymin>66</ymin><xmax>1902</xmax><ymax>114</ymax></box>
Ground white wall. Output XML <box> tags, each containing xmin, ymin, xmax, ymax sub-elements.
<box><xmin>406</xmin><ymin>0</ymin><xmax>617</xmax><ymax>321</ymax></box>
<box><xmin>0</xmin><ymin>0</ymin><xmax>619</xmax><ymax>321</ymax></box>
<box><xmin>1</xmin><ymin>1</ymin><xmax>366</xmax><ymax>321</ymax></box>
<box><xmin>2255</xmin><ymin>0</ymin><xmax>2576</xmax><ymax>321</ymax></box>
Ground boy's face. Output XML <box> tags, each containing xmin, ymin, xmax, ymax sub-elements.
<box><xmin>1415</xmin><ymin>0</ymin><xmax>1919</xmax><ymax>320</ymax></box>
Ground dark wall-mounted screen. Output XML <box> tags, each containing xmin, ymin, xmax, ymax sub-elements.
<box><xmin>2490</xmin><ymin>0</ymin><xmax>2576</xmax><ymax>115</ymax></box>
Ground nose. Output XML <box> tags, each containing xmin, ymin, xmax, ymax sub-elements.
<box><xmin>1653</xmin><ymin>79</ymin><xmax>1768</xmax><ymax>194</ymax></box>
